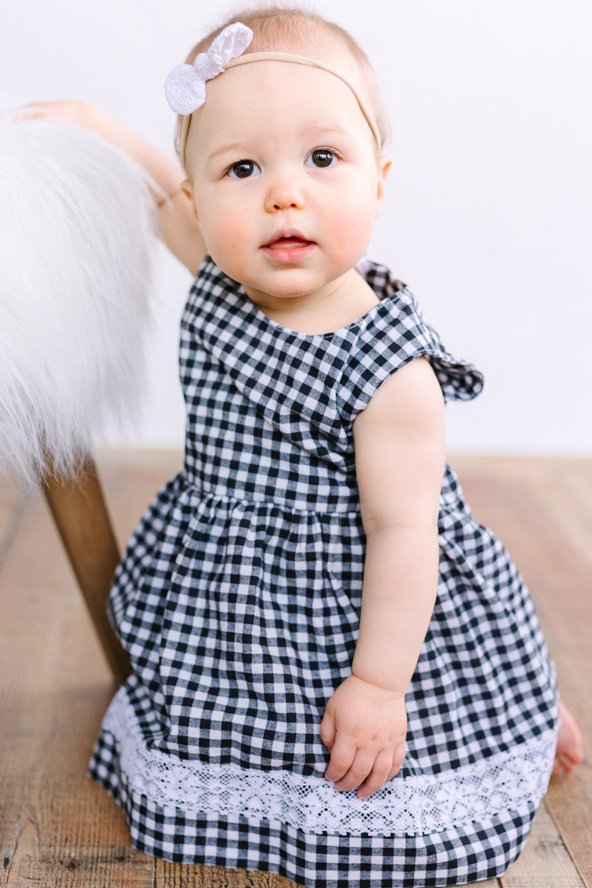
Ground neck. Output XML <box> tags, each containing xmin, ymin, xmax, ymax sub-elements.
<box><xmin>243</xmin><ymin>268</ymin><xmax>380</xmax><ymax>335</ymax></box>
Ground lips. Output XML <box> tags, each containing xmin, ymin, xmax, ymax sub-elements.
<box><xmin>264</xmin><ymin>235</ymin><xmax>313</xmax><ymax>249</ymax></box>
<box><xmin>261</xmin><ymin>230</ymin><xmax>316</xmax><ymax>263</ymax></box>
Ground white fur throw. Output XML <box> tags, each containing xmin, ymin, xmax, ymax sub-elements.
<box><xmin>0</xmin><ymin>109</ymin><xmax>158</xmax><ymax>486</ymax></box>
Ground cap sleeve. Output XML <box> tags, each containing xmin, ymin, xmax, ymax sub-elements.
<box><xmin>338</xmin><ymin>271</ymin><xmax>484</xmax><ymax>423</ymax></box>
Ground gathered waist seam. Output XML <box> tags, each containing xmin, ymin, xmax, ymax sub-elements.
<box><xmin>178</xmin><ymin>473</ymin><xmax>362</xmax><ymax>516</ymax></box>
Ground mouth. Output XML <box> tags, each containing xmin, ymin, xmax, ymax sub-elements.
<box><xmin>261</xmin><ymin>230</ymin><xmax>316</xmax><ymax>263</ymax></box>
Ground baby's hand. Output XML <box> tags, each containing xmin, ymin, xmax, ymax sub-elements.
<box><xmin>320</xmin><ymin>674</ymin><xmax>407</xmax><ymax>799</ymax></box>
<box><xmin>17</xmin><ymin>100</ymin><xmax>87</xmax><ymax>126</ymax></box>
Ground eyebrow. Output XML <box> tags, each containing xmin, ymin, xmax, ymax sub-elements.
<box><xmin>299</xmin><ymin>124</ymin><xmax>353</xmax><ymax>139</ymax></box>
<box><xmin>207</xmin><ymin>125</ymin><xmax>354</xmax><ymax>163</ymax></box>
<box><xmin>208</xmin><ymin>141</ymin><xmax>249</xmax><ymax>162</ymax></box>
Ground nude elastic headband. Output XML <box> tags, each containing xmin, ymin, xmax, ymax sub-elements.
<box><xmin>224</xmin><ymin>52</ymin><xmax>381</xmax><ymax>147</ymax></box>
<box><xmin>164</xmin><ymin>23</ymin><xmax>381</xmax><ymax>167</ymax></box>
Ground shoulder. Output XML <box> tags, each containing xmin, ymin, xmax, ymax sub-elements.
<box><xmin>338</xmin><ymin>260</ymin><xmax>484</xmax><ymax>421</ymax></box>
<box><xmin>353</xmin><ymin>357</ymin><xmax>445</xmax><ymax>439</ymax></box>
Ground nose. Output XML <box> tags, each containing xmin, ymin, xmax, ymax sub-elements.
<box><xmin>264</xmin><ymin>172</ymin><xmax>305</xmax><ymax>213</ymax></box>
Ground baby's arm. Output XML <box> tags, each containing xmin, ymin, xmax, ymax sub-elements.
<box><xmin>320</xmin><ymin>357</ymin><xmax>445</xmax><ymax>798</ymax></box>
<box><xmin>22</xmin><ymin>101</ymin><xmax>205</xmax><ymax>274</ymax></box>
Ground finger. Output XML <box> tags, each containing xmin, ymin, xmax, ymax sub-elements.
<box><xmin>386</xmin><ymin>738</ymin><xmax>407</xmax><ymax>781</ymax></box>
<box><xmin>319</xmin><ymin>710</ymin><xmax>336</xmax><ymax>752</ymax></box>
<box><xmin>394</xmin><ymin>737</ymin><xmax>406</xmax><ymax>768</ymax></box>
<box><xmin>356</xmin><ymin>749</ymin><xmax>394</xmax><ymax>799</ymax></box>
<box><xmin>385</xmin><ymin>739</ymin><xmax>406</xmax><ymax>782</ymax></box>
<box><xmin>386</xmin><ymin>762</ymin><xmax>399</xmax><ymax>782</ymax></box>
<box><xmin>324</xmin><ymin>738</ymin><xmax>357</xmax><ymax>783</ymax></box>
<box><xmin>333</xmin><ymin>748</ymin><xmax>376</xmax><ymax>793</ymax></box>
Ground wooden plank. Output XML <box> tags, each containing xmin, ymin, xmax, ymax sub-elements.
<box><xmin>155</xmin><ymin>859</ymin><xmax>295</xmax><ymax>887</ymax></box>
<box><xmin>154</xmin><ymin>861</ymin><xmax>502</xmax><ymax>888</ymax></box>
<box><xmin>449</xmin><ymin>456</ymin><xmax>592</xmax><ymax>571</ymax></box>
<box><xmin>528</xmin><ymin>472</ymin><xmax>592</xmax><ymax>573</ymax></box>
<box><xmin>30</xmin><ymin>597</ymin><xmax>153</xmax><ymax>886</ymax></box>
<box><xmin>458</xmin><ymin>881</ymin><xmax>500</xmax><ymax>887</ymax></box>
<box><xmin>0</xmin><ymin>488</ymin><xmax>67</xmax><ymax>885</ymax></box>
<box><xmin>5</xmin><ymin>820</ymin><xmax>39</xmax><ymax>888</ymax></box>
<box><xmin>545</xmin><ymin>770</ymin><xmax>592</xmax><ymax>888</ymax></box>
<box><xmin>454</xmin><ymin>466</ymin><xmax>592</xmax><ymax>888</ymax></box>
<box><xmin>502</xmin><ymin>804</ymin><xmax>585</xmax><ymax>887</ymax></box>
<box><xmin>0</xmin><ymin>482</ymin><xmax>155</xmax><ymax>888</ymax></box>
<box><xmin>0</xmin><ymin>481</ymin><xmax>26</xmax><ymax>573</ymax></box>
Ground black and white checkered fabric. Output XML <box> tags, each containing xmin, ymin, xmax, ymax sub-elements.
<box><xmin>89</xmin><ymin>257</ymin><xmax>558</xmax><ymax>886</ymax></box>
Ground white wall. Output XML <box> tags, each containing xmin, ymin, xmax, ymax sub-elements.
<box><xmin>2</xmin><ymin>0</ymin><xmax>591</xmax><ymax>453</ymax></box>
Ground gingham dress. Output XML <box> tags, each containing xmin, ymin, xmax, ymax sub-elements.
<box><xmin>89</xmin><ymin>256</ymin><xmax>558</xmax><ymax>887</ymax></box>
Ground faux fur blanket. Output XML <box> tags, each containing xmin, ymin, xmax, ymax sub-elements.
<box><xmin>0</xmin><ymin>109</ymin><xmax>158</xmax><ymax>485</ymax></box>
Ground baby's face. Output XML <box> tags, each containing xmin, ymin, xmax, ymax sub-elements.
<box><xmin>183</xmin><ymin>57</ymin><xmax>390</xmax><ymax>302</ymax></box>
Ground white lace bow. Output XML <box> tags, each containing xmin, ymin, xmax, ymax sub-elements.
<box><xmin>165</xmin><ymin>23</ymin><xmax>254</xmax><ymax>115</ymax></box>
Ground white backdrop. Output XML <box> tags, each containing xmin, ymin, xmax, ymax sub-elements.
<box><xmin>2</xmin><ymin>0</ymin><xmax>591</xmax><ymax>453</ymax></box>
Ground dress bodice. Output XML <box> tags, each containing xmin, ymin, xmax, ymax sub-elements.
<box><xmin>179</xmin><ymin>257</ymin><xmax>483</xmax><ymax>513</ymax></box>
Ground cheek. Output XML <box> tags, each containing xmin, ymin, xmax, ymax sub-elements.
<box><xmin>195</xmin><ymin>192</ymin><xmax>253</xmax><ymax>271</ymax></box>
<box><xmin>320</xmin><ymin>181</ymin><xmax>376</xmax><ymax>263</ymax></box>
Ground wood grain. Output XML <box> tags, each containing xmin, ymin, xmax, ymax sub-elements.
<box><xmin>502</xmin><ymin>805</ymin><xmax>585</xmax><ymax>887</ymax></box>
<box><xmin>154</xmin><ymin>860</ymin><xmax>297</xmax><ymax>887</ymax></box>
<box><xmin>450</xmin><ymin>456</ymin><xmax>592</xmax><ymax>571</ymax></box>
<box><xmin>43</xmin><ymin>460</ymin><xmax>132</xmax><ymax>686</ymax></box>
<box><xmin>0</xmin><ymin>481</ymin><xmax>149</xmax><ymax>888</ymax></box>
<box><xmin>0</xmin><ymin>483</ymin><xmax>26</xmax><ymax>574</ymax></box>
<box><xmin>458</xmin><ymin>881</ymin><xmax>500</xmax><ymax>887</ymax></box>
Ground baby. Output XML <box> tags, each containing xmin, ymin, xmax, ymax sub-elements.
<box><xmin>31</xmin><ymin>6</ymin><xmax>582</xmax><ymax>886</ymax></box>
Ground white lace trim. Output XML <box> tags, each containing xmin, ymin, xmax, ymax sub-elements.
<box><xmin>102</xmin><ymin>688</ymin><xmax>556</xmax><ymax>836</ymax></box>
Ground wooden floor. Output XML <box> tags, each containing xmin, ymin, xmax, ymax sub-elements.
<box><xmin>0</xmin><ymin>452</ymin><xmax>590</xmax><ymax>888</ymax></box>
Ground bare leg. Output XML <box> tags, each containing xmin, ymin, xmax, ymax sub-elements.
<box><xmin>553</xmin><ymin>700</ymin><xmax>583</xmax><ymax>775</ymax></box>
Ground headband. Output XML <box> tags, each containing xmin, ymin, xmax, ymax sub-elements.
<box><xmin>165</xmin><ymin>23</ymin><xmax>381</xmax><ymax>167</ymax></box>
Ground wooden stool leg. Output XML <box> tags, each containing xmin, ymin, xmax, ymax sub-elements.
<box><xmin>42</xmin><ymin>458</ymin><xmax>132</xmax><ymax>686</ymax></box>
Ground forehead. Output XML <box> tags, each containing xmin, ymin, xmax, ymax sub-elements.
<box><xmin>186</xmin><ymin>58</ymin><xmax>375</xmax><ymax>160</ymax></box>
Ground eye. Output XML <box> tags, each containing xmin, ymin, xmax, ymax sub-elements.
<box><xmin>305</xmin><ymin>148</ymin><xmax>339</xmax><ymax>169</ymax></box>
<box><xmin>227</xmin><ymin>160</ymin><xmax>261</xmax><ymax>179</ymax></box>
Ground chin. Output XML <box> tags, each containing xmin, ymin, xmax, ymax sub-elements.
<box><xmin>261</xmin><ymin>279</ymin><xmax>322</xmax><ymax>300</ymax></box>
<box><xmin>256</xmin><ymin>266</ymin><xmax>338</xmax><ymax>299</ymax></box>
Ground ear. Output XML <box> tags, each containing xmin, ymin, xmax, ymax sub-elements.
<box><xmin>180</xmin><ymin>178</ymin><xmax>199</xmax><ymax>222</ymax></box>
<box><xmin>375</xmin><ymin>155</ymin><xmax>392</xmax><ymax>218</ymax></box>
